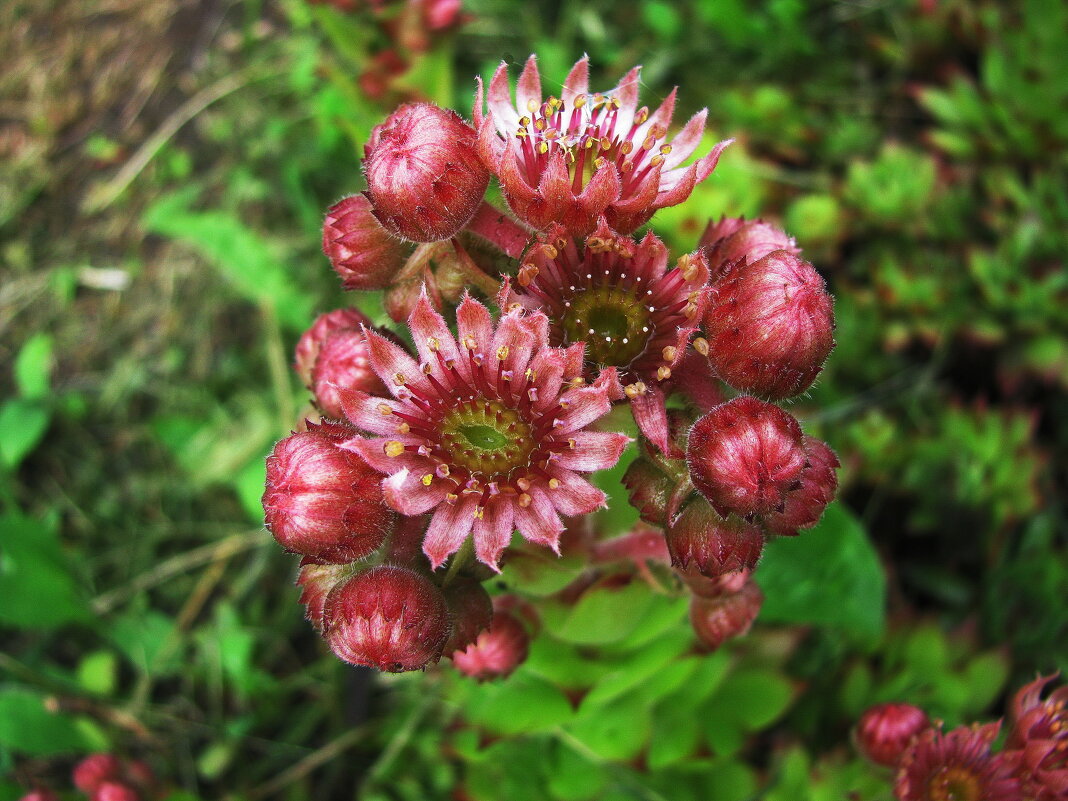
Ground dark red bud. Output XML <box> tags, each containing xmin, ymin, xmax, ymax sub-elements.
<box><xmin>686</xmin><ymin>396</ymin><xmax>807</xmax><ymax>519</ymax></box>
<box><xmin>323</xmin><ymin>195</ymin><xmax>410</xmax><ymax>290</ymax></box>
<box><xmin>323</xmin><ymin>565</ymin><xmax>450</xmax><ymax>672</ymax></box>
<box><xmin>364</xmin><ymin>103</ymin><xmax>490</xmax><ymax>242</ymax></box>
<box><xmin>451</xmin><ymin>608</ymin><xmax>530</xmax><ymax>681</ymax></box>
<box><xmin>667</xmin><ymin>496</ymin><xmax>765</xmax><ymax>579</ymax></box>
<box><xmin>263</xmin><ymin>426</ymin><xmax>396</xmax><ymax>563</ymax></box>
<box><xmin>296</xmin><ymin>559</ymin><xmax>355</xmax><ymax>632</ymax></box>
<box><xmin>855</xmin><ymin>703</ymin><xmax>931</xmax><ymax>767</ymax></box>
<box><xmin>689</xmin><ymin>580</ymin><xmax>763</xmax><ymax>650</ymax></box>
<box><xmin>703</xmin><ymin>251</ymin><xmax>835</xmax><ymax>400</ymax></box>
<box><xmin>765</xmin><ymin>436</ymin><xmax>839</xmax><ymax>536</ymax></box>
<box><xmin>443</xmin><ymin>578</ymin><xmax>494</xmax><ymax>655</ymax></box>
<box><xmin>621</xmin><ymin>457</ymin><xmax>676</xmax><ymax>527</ymax></box>
<box><xmin>73</xmin><ymin>754</ymin><xmax>122</xmax><ymax>794</ymax></box>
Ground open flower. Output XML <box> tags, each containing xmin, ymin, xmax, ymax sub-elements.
<box><xmin>339</xmin><ymin>291</ymin><xmax>629</xmax><ymax>569</ymax></box>
<box><xmin>1005</xmin><ymin>674</ymin><xmax>1068</xmax><ymax>799</ymax></box>
<box><xmin>895</xmin><ymin>723</ymin><xmax>1023</xmax><ymax>801</ymax></box>
<box><xmin>477</xmin><ymin>55</ymin><xmax>731</xmax><ymax>236</ymax></box>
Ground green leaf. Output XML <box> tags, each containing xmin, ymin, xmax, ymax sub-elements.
<box><xmin>14</xmin><ymin>333</ymin><xmax>53</xmax><ymax>400</ymax></box>
<box><xmin>463</xmin><ymin>674</ymin><xmax>573</xmax><ymax>735</ymax></box>
<box><xmin>0</xmin><ymin>512</ymin><xmax>88</xmax><ymax>629</ymax></box>
<box><xmin>580</xmin><ymin>630</ymin><xmax>690</xmax><ymax>710</ymax></box>
<box><xmin>547</xmin><ymin>740</ymin><xmax>607</xmax><ymax>801</ymax></box>
<box><xmin>0</xmin><ymin>687</ymin><xmax>97</xmax><ymax>755</ymax></box>
<box><xmin>107</xmin><ymin>610</ymin><xmax>181</xmax><ymax>676</ymax></box>
<box><xmin>711</xmin><ymin>669</ymin><xmax>795</xmax><ymax>731</ymax></box>
<box><xmin>76</xmin><ymin>651</ymin><xmax>118</xmax><ymax>696</ymax></box>
<box><xmin>567</xmin><ymin>693</ymin><xmax>650</xmax><ymax>761</ymax></box>
<box><xmin>648</xmin><ymin>699</ymin><xmax>701</xmax><ymax>768</ymax></box>
<box><xmin>0</xmin><ymin>399</ymin><xmax>50</xmax><ymax>469</ymax></box>
<box><xmin>540</xmin><ymin>580</ymin><xmax>654</xmax><ymax>646</ymax></box>
<box><xmin>962</xmin><ymin>651</ymin><xmax>1010</xmax><ymax>712</ymax></box>
<box><xmin>757</xmin><ymin>502</ymin><xmax>886</xmax><ymax>641</ymax></box>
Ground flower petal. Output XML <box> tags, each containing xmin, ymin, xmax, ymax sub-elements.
<box><xmin>514</xmin><ymin>487</ymin><xmax>564</xmax><ymax>552</ymax></box>
<box><xmin>471</xmin><ymin>499</ymin><xmax>515</xmax><ymax>571</ymax></box>
<box><xmin>548</xmin><ymin>471</ymin><xmax>607</xmax><ymax>517</ymax></box>
<box><xmin>554</xmin><ymin>431</ymin><xmax>630</xmax><ymax>472</ymax></box>
<box><xmin>488</xmin><ymin>61</ymin><xmax>520</xmax><ymax>134</ymax></box>
<box><xmin>557</xmin><ymin>381</ymin><xmax>613</xmax><ymax>433</ymax></box>
<box><xmin>339</xmin><ymin>388</ymin><xmax>406</xmax><ymax>436</ymax></box>
<box><xmin>561</xmin><ymin>55</ymin><xmax>590</xmax><ymax>106</ymax></box>
<box><xmin>423</xmin><ymin>495</ymin><xmax>477</xmax><ymax>569</ymax></box>
<box><xmin>630</xmin><ymin>386</ymin><xmax>682</xmax><ymax>458</ymax></box>
<box><xmin>409</xmin><ymin>289</ymin><xmax>462</xmax><ymax>368</ymax></box>
<box><xmin>364</xmin><ymin>328</ymin><xmax>423</xmax><ymax>398</ymax></box>
<box><xmin>383</xmin><ymin>468</ymin><xmax>450</xmax><ymax>516</ymax></box>
<box><xmin>657</xmin><ymin>138</ymin><xmax>732</xmax><ymax>207</ymax></box>
<box><xmin>516</xmin><ymin>55</ymin><xmax>542</xmax><ymax>116</ymax></box>
<box><xmin>456</xmin><ymin>292</ymin><xmax>494</xmax><ymax>352</ymax></box>
<box><xmin>611</xmin><ymin>65</ymin><xmax>642</xmax><ymax>133</ymax></box>
<box><xmin>663</xmin><ymin>109</ymin><xmax>709</xmax><ymax>170</ymax></box>
<box><xmin>340</xmin><ymin>436</ymin><xmax>424</xmax><ymax>474</ymax></box>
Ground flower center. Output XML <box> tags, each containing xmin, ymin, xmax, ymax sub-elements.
<box><xmin>926</xmin><ymin>766</ymin><xmax>981</xmax><ymax>801</ymax></box>
<box><xmin>561</xmin><ymin>285</ymin><xmax>650</xmax><ymax>366</ymax></box>
<box><xmin>438</xmin><ymin>400</ymin><xmax>535</xmax><ymax>477</ymax></box>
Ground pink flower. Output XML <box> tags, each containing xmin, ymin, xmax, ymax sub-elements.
<box><xmin>1004</xmin><ymin>674</ymin><xmax>1068</xmax><ymax>799</ymax></box>
<box><xmin>339</xmin><ymin>291</ymin><xmax>629</xmax><ymax>570</ymax></box>
<box><xmin>477</xmin><ymin>55</ymin><xmax>732</xmax><ymax>236</ymax></box>
<box><xmin>895</xmin><ymin>723</ymin><xmax>1023</xmax><ymax>801</ymax></box>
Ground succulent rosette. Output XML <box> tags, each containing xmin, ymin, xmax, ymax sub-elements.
<box><xmin>476</xmin><ymin>55</ymin><xmax>732</xmax><ymax>236</ymax></box>
<box><xmin>337</xmin><ymin>291</ymin><xmax>629</xmax><ymax>570</ymax></box>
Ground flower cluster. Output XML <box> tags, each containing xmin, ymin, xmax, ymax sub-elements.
<box><xmin>855</xmin><ymin>674</ymin><xmax>1068</xmax><ymax>800</ymax></box>
<box><xmin>263</xmin><ymin>55</ymin><xmax>838</xmax><ymax>674</ymax></box>
<box><xmin>19</xmin><ymin>754</ymin><xmax>160</xmax><ymax>801</ymax></box>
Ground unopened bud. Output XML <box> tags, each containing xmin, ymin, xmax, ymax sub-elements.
<box><xmin>73</xmin><ymin>755</ymin><xmax>122</xmax><ymax>795</ymax></box>
<box><xmin>854</xmin><ymin>703</ymin><xmax>931</xmax><ymax>767</ymax></box>
<box><xmin>263</xmin><ymin>424</ymin><xmax>396</xmax><ymax>563</ymax></box>
<box><xmin>686</xmin><ymin>397</ymin><xmax>807</xmax><ymax>519</ymax></box>
<box><xmin>765</xmin><ymin>436</ymin><xmax>839</xmax><ymax>536</ymax></box>
<box><xmin>689</xmin><ymin>580</ymin><xmax>763</xmax><ymax>649</ymax></box>
<box><xmin>296</xmin><ymin>559</ymin><xmax>355</xmax><ymax>632</ymax></box>
<box><xmin>703</xmin><ymin>251</ymin><xmax>835</xmax><ymax>400</ymax></box>
<box><xmin>324</xmin><ymin>565</ymin><xmax>450</xmax><ymax>672</ymax></box>
<box><xmin>323</xmin><ymin>195</ymin><xmax>409</xmax><ymax>290</ymax></box>
<box><xmin>667</xmin><ymin>496</ymin><xmax>765</xmax><ymax>578</ymax></box>
<box><xmin>700</xmin><ymin>216</ymin><xmax>800</xmax><ymax>279</ymax></box>
<box><xmin>451</xmin><ymin>608</ymin><xmax>530</xmax><ymax>681</ymax></box>
<box><xmin>93</xmin><ymin>783</ymin><xmax>140</xmax><ymax>801</ymax></box>
<box><xmin>364</xmin><ymin>103</ymin><xmax>490</xmax><ymax>242</ymax></box>
<box><xmin>310</xmin><ymin>328</ymin><xmax>387</xmax><ymax>419</ymax></box>
<box><xmin>294</xmin><ymin>308</ymin><xmax>373</xmax><ymax>387</ymax></box>
<box><xmin>443</xmin><ymin>578</ymin><xmax>493</xmax><ymax>655</ymax></box>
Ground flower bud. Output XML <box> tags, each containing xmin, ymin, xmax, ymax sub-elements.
<box><xmin>294</xmin><ymin>308</ymin><xmax>373</xmax><ymax>388</ymax></box>
<box><xmin>19</xmin><ymin>790</ymin><xmax>58</xmax><ymax>801</ymax></box>
<box><xmin>442</xmin><ymin>578</ymin><xmax>493</xmax><ymax>655</ymax></box>
<box><xmin>73</xmin><ymin>755</ymin><xmax>122</xmax><ymax>794</ymax></box>
<box><xmin>700</xmin><ymin>217</ymin><xmax>800</xmax><ymax>280</ymax></box>
<box><xmin>766</xmin><ymin>436</ymin><xmax>839</xmax><ymax>536</ymax></box>
<box><xmin>854</xmin><ymin>703</ymin><xmax>931</xmax><ymax>767</ymax></box>
<box><xmin>93</xmin><ymin>783</ymin><xmax>139</xmax><ymax>801</ymax></box>
<box><xmin>296</xmin><ymin>559</ymin><xmax>355</xmax><ymax>632</ymax></box>
<box><xmin>681</xmin><ymin>566</ymin><xmax>752</xmax><ymax>600</ymax></box>
<box><xmin>364</xmin><ymin>103</ymin><xmax>489</xmax><ymax>242</ymax></box>
<box><xmin>451</xmin><ymin>608</ymin><xmax>530</xmax><ymax>681</ymax></box>
<box><xmin>667</xmin><ymin>496</ymin><xmax>765</xmax><ymax>578</ymax></box>
<box><xmin>621</xmin><ymin>457</ymin><xmax>676</xmax><ymax>528</ymax></box>
<box><xmin>323</xmin><ymin>565</ymin><xmax>450</xmax><ymax>672</ymax></box>
<box><xmin>323</xmin><ymin>195</ymin><xmax>409</xmax><ymax>290</ymax></box>
<box><xmin>310</xmin><ymin>328</ymin><xmax>387</xmax><ymax>419</ymax></box>
<box><xmin>689</xmin><ymin>580</ymin><xmax>763</xmax><ymax>649</ymax></box>
<box><xmin>703</xmin><ymin>251</ymin><xmax>835</xmax><ymax>400</ymax></box>
<box><xmin>686</xmin><ymin>397</ymin><xmax>807</xmax><ymax>519</ymax></box>
<box><xmin>263</xmin><ymin>424</ymin><xmax>396</xmax><ymax>564</ymax></box>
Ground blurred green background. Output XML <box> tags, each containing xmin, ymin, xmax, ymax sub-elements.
<box><xmin>2</xmin><ymin>0</ymin><xmax>1066</xmax><ymax>798</ymax></box>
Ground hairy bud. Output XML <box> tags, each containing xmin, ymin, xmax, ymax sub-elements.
<box><xmin>686</xmin><ymin>397</ymin><xmax>807</xmax><ymax>519</ymax></box>
<box><xmin>451</xmin><ymin>608</ymin><xmax>530</xmax><ymax>681</ymax></box>
<box><xmin>443</xmin><ymin>578</ymin><xmax>494</xmax><ymax>655</ymax></box>
<box><xmin>73</xmin><ymin>755</ymin><xmax>122</xmax><ymax>795</ymax></box>
<box><xmin>310</xmin><ymin>328</ymin><xmax>387</xmax><ymax>420</ymax></box>
<box><xmin>323</xmin><ymin>195</ymin><xmax>409</xmax><ymax>290</ymax></box>
<box><xmin>364</xmin><ymin>103</ymin><xmax>489</xmax><ymax>242</ymax></box>
<box><xmin>766</xmin><ymin>436</ymin><xmax>839</xmax><ymax>536</ymax></box>
<box><xmin>296</xmin><ymin>560</ymin><xmax>355</xmax><ymax>632</ymax></box>
<box><xmin>703</xmin><ymin>251</ymin><xmax>835</xmax><ymax>399</ymax></box>
<box><xmin>323</xmin><ymin>565</ymin><xmax>450</xmax><ymax>672</ymax></box>
<box><xmin>667</xmin><ymin>496</ymin><xmax>765</xmax><ymax>578</ymax></box>
<box><xmin>689</xmin><ymin>580</ymin><xmax>763</xmax><ymax>650</ymax></box>
<box><xmin>263</xmin><ymin>424</ymin><xmax>396</xmax><ymax>563</ymax></box>
<box><xmin>294</xmin><ymin>308</ymin><xmax>373</xmax><ymax>388</ymax></box>
<box><xmin>855</xmin><ymin>703</ymin><xmax>931</xmax><ymax>767</ymax></box>
<box><xmin>700</xmin><ymin>216</ymin><xmax>800</xmax><ymax>280</ymax></box>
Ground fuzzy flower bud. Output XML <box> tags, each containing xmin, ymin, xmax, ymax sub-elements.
<box><xmin>703</xmin><ymin>250</ymin><xmax>835</xmax><ymax>400</ymax></box>
<box><xmin>364</xmin><ymin>103</ymin><xmax>489</xmax><ymax>242</ymax></box>
<box><xmin>73</xmin><ymin>755</ymin><xmax>122</xmax><ymax>794</ymax></box>
<box><xmin>323</xmin><ymin>195</ymin><xmax>409</xmax><ymax>290</ymax></box>
<box><xmin>766</xmin><ymin>436</ymin><xmax>839</xmax><ymax>536</ymax></box>
<box><xmin>855</xmin><ymin>703</ymin><xmax>932</xmax><ymax>768</ymax></box>
<box><xmin>451</xmin><ymin>608</ymin><xmax>530</xmax><ymax>681</ymax></box>
<box><xmin>443</xmin><ymin>578</ymin><xmax>494</xmax><ymax>656</ymax></box>
<box><xmin>686</xmin><ymin>397</ymin><xmax>807</xmax><ymax>520</ymax></box>
<box><xmin>263</xmin><ymin>423</ymin><xmax>396</xmax><ymax>564</ymax></box>
<box><xmin>689</xmin><ymin>580</ymin><xmax>763</xmax><ymax>650</ymax></box>
<box><xmin>621</xmin><ymin>457</ymin><xmax>676</xmax><ymax>528</ymax></box>
<box><xmin>310</xmin><ymin>328</ymin><xmax>388</xmax><ymax>420</ymax></box>
<box><xmin>667</xmin><ymin>496</ymin><xmax>765</xmax><ymax>578</ymax></box>
<box><xmin>296</xmin><ymin>560</ymin><xmax>355</xmax><ymax>632</ymax></box>
<box><xmin>93</xmin><ymin>783</ymin><xmax>139</xmax><ymax>801</ymax></box>
<box><xmin>323</xmin><ymin>565</ymin><xmax>450</xmax><ymax>672</ymax></box>
<box><xmin>294</xmin><ymin>308</ymin><xmax>374</xmax><ymax>388</ymax></box>
<box><xmin>700</xmin><ymin>216</ymin><xmax>800</xmax><ymax>280</ymax></box>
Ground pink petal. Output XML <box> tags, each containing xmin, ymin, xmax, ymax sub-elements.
<box><xmin>557</xmin><ymin>382</ymin><xmax>613</xmax><ymax>433</ymax></box>
<box><xmin>547</xmin><ymin>471</ymin><xmax>608</xmax><ymax>517</ymax></box>
<box><xmin>610</xmin><ymin>163</ymin><xmax>661</xmax><ymax>217</ymax></box>
<box><xmin>638</xmin><ymin>87</ymin><xmax>677</xmax><ymax>141</ymax></box>
<box><xmin>383</xmin><ymin>468</ymin><xmax>450</xmax><ymax>516</ymax></box>
<box><xmin>472</xmin><ymin>75</ymin><xmax>485</xmax><ymax>128</ymax></box>
<box><xmin>630</xmin><ymin>386</ymin><xmax>682</xmax><ymax>458</ymax></box>
<box><xmin>499</xmin><ymin>144</ymin><xmax>545</xmax><ymax>219</ymax></box>
<box><xmin>576</xmin><ymin>159</ymin><xmax>622</xmax><ymax>222</ymax></box>
<box><xmin>471</xmin><ymin>499</ymin><xmax>515</xmax><ymax>571</ymax></box>
<box><xmin>516</xmin><ymin>55</ymin><xmax>542</xmax><ymax>116</ymax></box>
<box><xmin>561</xmin><ymin>55</ymin><xmax>590</xmax><ymax>106</ymax></box>
<box><xmin>409</xmin><ymin>289</ymin><xmax>462</xmax><ymax>368</ymax></box>
<box><xmin>536</xmin><ymin>150</ymin><xmax>575</xmax><ymax>223</ymax></box>
<box><xmin>339</xmin><ymin>436</ymin><xmax>423</xmax><ymax>474</ymax></box>
<box><xmin>488</xmin><ymin>61</ymin><xmax>520</xmax><ymax>134</ymax></box>
<box><xmin>456</xmin><ymin>293</ymin><xmax>494</xmax><ymax>352</ymax></box>
<box><xmin>663</xmin><ymin>109</ymin><xmax>709</xmax><ymax>170</ymax></box>
<box><xmin>339</xmin><ymin>388</ymin><xmax>405</xmax><ymax>436</ymax></box>
<box><xmin>493</xmin><ymin>310</ymin><xmax>539</xmax><ymax>377</ymax></box>
<box><xmin>364</xmin><ymin>329</ymin><xmax>423</xmax><ymax>398</ymax></box>
<box><xmin>477</xmin><ymin>115</ymin><xmax>505</xmax><ymax>168</ymax></box>
<box><xmin>423</xmin><ymin>495</ymin><xmax>477</xmax><ymax>569</ymax></box>
<box><xmin>656</xmin><ymin>138</ymin><xmax>732</xmax><ymax>207</ymax></box>
<box><xmin>611</xmin><ymin>65</ymin><xmax>642</xmax><ymax>133</ymax></box>
<box><xmin>514</xmin><ymin>487</ymin><xmax>564</xmax><ymax>552</ymax></box>
<box><xmin>632</xmin><ymin>230</ymin><xmax>671</xmax><ymax>281</ymax></box>
<box><xmin>527</xmin><ymin>347</ymin><xmax>566</xmax><ymax>412</ymax></box>
<box><xmin>561</xmin><ymin>342</ymin><xmax>586</xmax><ymax>379</ymax></box>
<box><xmin>554</xmin><ymin>431</ymin><xmax>630</xmax><ymax>472</ymax></box>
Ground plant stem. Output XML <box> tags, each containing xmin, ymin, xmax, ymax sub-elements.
<box><xmin>450</xmin><ymin>237</ymin><xmax>503</xmax><ymax>297</ymax></box>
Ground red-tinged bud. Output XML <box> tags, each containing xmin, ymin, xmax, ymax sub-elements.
<box><xmin>703</xmin><ymin>251</ymin><xmax>835</xmax><ymax>400</ymax></box>
<box><xmin>297</xmin><ymin>559</ymin><xmax>356</xmax><ymax>632</ymax></box>
<box><xmin>621</xmin><ymin>457</ymin><xmax>676</xmax><ymax>527</ymax></box>
<box><xmin>689</xmin><ymin>580</ymin><xmax>763</xmax><ymax>649</ymax></box>
<box><xmin>19</xmin><ymin>791</ymin><xmax>58</xmax><ymax>801</ymax></box>
<box><xmin>73</xmin><ymin>754</ymin><xmax>122</xmax><ymax>794</ymax></box>
<box><xmin>854</xmin><ymin>703</ymin><xmax>931</xmax><ymax>767</ymax></box>
<box><xmin>423</xmin><ymin>0</ymin><xmax>463</xmax><ymax>30</ymax></box>
<box><xmin>686</xmin><ymin>397</ymin><xmax>807</xmax><ymax>519</ymax></box>
<box><xmin>323</xmin><ymin>195</ymin><xmax>409</xmax><ymax>291</ymax></box>
<box><xmin>700</xmin><ymin>217</ymin><xmax>800</xmax><ymax>280</ymax></box>
<box><xmin>263</xmin><ymin>425</ymin><xmax>396</xmax><ymax>564</ymax></box>
<box><xmin>93</xmin><ymin>783</ymin><xmax>139</xmax><ymax>801</ymax></box>
<box><xmin>766</xmin><ymin>436</ymin><xmax>839</xmax><ymax>536</ymax></box>
<box><xmin>364</xmin><ymin>103</ymin><xmax>490</xmax><ymax>242</ymax></box>
<box><xmin>323</xmin><ymin>565</ymin><xmax>450</xmax><ymax>672</ymax></box>
<box><xmin>443</xmin><ymin>578</ymin><xmax>493</xmax><ymax>655</ymax></box>
<box><xmin>451</xmin><ymin>608</ymin><xmax>530</xmax><ymax>681</ymax></box>
<box><xmin>667</xmin><ymin>496</ymin><xmax>765</xmax><ymax>578</ymax></box>
<box><xmin>681</xmin><ymin>566</ymin><xmax>752</xmax><ymax>599</ymax></box>
<box><xmin>294</xmin><ymin>308</ymin><xmax>373</xmax><ymax>387</ymax></box>
<box><xmin>310</xmin><ymin>328</ymin><xmax>388</xmax><ymax>419</ymax></box>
